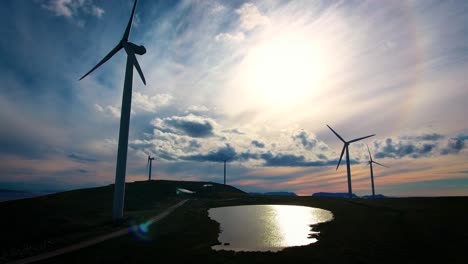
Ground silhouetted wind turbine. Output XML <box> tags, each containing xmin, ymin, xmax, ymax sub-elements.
<box><xmin>147</xmin><ymin>155</ymin><xmax>155</xmax><ymax>181</ymax></box>
<box><xmin>80</xmin><ymin>0</ymin><xmax>146</xmax><ymax>221</ymax></box>
<box><xmin>366</xmin><ymin>144</ymin><xmax>388</xmax><ymax>198</ymax></box>
<box><xmin>222</xmin><ymin>157</ymin><xmax>234</xmax><ymax>185</ymax></box>
<box><xmin>327</xmin><ymin>125</ymin><xmax>375</xmax><ymax>198</ymax></box>
<box><xmin>223</xmin><ymin>159</ymin><xmax>228</xmax><ymax>185</ymax></box>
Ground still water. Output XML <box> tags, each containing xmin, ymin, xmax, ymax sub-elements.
<box><xmin>209</xmin><ymin>204</ymin><xmax>333</xmax><ymax>252</ymax></box>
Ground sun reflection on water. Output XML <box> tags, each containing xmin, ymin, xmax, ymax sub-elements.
<box><xmin>209</xmin><ymin>205</ymin><xmax>333</xmax><ymax>252</ymax></box>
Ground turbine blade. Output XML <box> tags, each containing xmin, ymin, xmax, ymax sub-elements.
<box><xmin>79</xmin><ymin>43</ymin><xmax>122</xmax><ymax>80</ymax></box>
<box><xmin>336</xmin><ymin>145</ymin><xmax>346</xmax><ymax>170</ymax></box>
<box><xmin>366</xmin><ymin>143</ymin><xmax>373</xmax><ymax>161</ymax></box>
<box><xmin>131</xmin><ymin>53</ymin><xmax>146</xmax><ymax>85</ymax></box>
<box><xmin>123</xmin><ymin>0</ymin><xmax>138</xmax><ymax>41</ymax></box>
<box><xmin>348</xmin><ymin>134</ymin><xmax>376</xmax><ymax>143</ymax></box>
<box><xmin>326</xmin><ymin>125</ymin><xmax>346</xmax><ymax>143</ymax></box>
<box><xmin>373</xmin><ymin>161</ymin><xmax>388</xmax><ymax>168</ymax></box>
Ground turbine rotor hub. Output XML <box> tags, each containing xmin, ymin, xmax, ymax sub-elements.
<box><xmin>127</xmin><ymin>42</ymin><xmax>146</xmax><ymax>55</ymax></box>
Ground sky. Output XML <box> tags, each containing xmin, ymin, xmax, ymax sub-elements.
<box><xmin>0</xmin><ymin>0</ymin><xmax>467</xmax><ymax>196</ymax></box>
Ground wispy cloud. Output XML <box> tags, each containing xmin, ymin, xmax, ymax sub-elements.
<box><xmin>214</xmin><ymin>32</ymin><xmax>245</xmax><ymax>42</ymax></box>
<box><xmin>236</xmin><ymin>3</ymin><xmax>270</xmax><ymax>31</ymax></box>
<box><xmin>40</xmin><ymin>0</ymin><xmax>105</xmax><ymax>19</ymax></box>
<box><xmin>133</xmin><ymin>92</ymin><xmax>172</xmax><ymax>113</ymax></box>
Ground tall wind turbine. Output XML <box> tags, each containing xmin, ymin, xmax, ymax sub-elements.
<box><xmin>147</xmin><ymin>155</ymin><xmax>155</xmax><ymax>181</ymax></box>
<box><xmin>327</xmin><ymin>125</ymin><xmax>375</xmax><ymax>198</ymax></box>
<box><xmin>366</xmin><ymin>144</ymin><xmax>388</xmax><ymax>198</ymax></box>
<box><xmin>80</xmin><ymin>0</ymin><xmax>146</xmax><ymax>221</ymax></box>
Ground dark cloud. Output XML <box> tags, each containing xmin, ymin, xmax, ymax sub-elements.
<box><xmin>317</xmin><ymin>153</ymin><xmax>327</xmax><ymax>160</ymax></box>
<box><xmin>67</xmin><ymin>153</ymin><xmax>97</xmax><ymax>163</ymax></box>
<box><xmin>401</xmin><ymin>133</ymin><xmax>445</xmax><ymax>141</ymax></box>
<box><xmin>235</xmin><ymin>151</ymin><xmax>260</xmax><ymax>161</ymax></box>
<box><xmin>188</xmin><ymin>139</ymin><xmax>201</xmax><ymax>149</ymax></box>
<box><xmin>292</xmin><ymin>131</ymin><xmax>318</xmax><ymax>150</ymax></box>
<box><xmin>251</xmin><ymin>140</ymin><xmax>265</xmax><ymax>148</ymax></box>
<box><xmin>181</xmin><ymin>144</ymin><xmax>236</xmax><ymax>162</ymax></box>
<box><xmin>440</xmin><ymin>137</ymin><xmax>465</xmax><ymax>155</ymax></box>
<box><xmin>154</xmin><ymin>115</ymin><xmax>215</xmax><ymax>138</ymax></box>
<box><xmin>374</xmin><ymin>138</ymin><xmax>437</xmax><ymax>159</ymax></box>
<box><xmin>259</xmin><ymin>152</ymin><xmax>339</xmax><ymax>167</ymax></box>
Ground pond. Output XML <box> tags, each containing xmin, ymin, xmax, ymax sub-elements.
<box><xmin>208</xmin><ymin>204</ymin><xmax>333</xmax><ymax>252</ymax></box>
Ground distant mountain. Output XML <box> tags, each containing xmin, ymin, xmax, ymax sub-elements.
<box><xmin>0</xmin><ymin>189</ymin><xmax>29</xmax><ymax>193</ymax></box>
<box><xmin>361</xmin><ymin>194</ymin><xmax>388</xmax><ymax>199</ymax></box>
<box><xmin>265</xmin><ymin>192</ymin><xmax>297</xmax><ymax>196</ymax></box>
<box><xmin>312</xmin><ymin>192</ymin><xmax>359</xmax><ymax>198</ymax></box>
<box><xmin>250</xmin><ymin>191</ymin><xmax>297</xmax><ymax>196</ymax></box>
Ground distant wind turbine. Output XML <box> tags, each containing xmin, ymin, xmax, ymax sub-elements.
<box><xmin>147</xmin><ymin>155</ymin><xmax>155</xmax><ymax>181</ymax></box>
<box><xmin>366</xmin><ymin>144</ymin><xmax>388</xmax><ymax>198</ymax></box>
<box><xmin>222</xmin><ymin>157</ymin><xmax>233</xmax><ymax>185</ymax></box>
<box><xmin>327</xmin><ymin>125</ymin><xmax>375</xmax><ymax>198</ymax></box>
<box><xmin>80</xmin><ymin>0</ymin><xmax>146</xmax><ymax>221</ymax></box>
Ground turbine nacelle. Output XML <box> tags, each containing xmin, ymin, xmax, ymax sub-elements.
<box><xmin>125</xmin><ymin>42</ymin><xmax>146</xmax><ymax>55</ymax></box>
<box><xmin>80</xmin><ymin>0</ymin><xmax>146</xmax><ymax>85</ymax></box>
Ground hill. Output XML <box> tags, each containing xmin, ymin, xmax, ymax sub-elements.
<box><xmin>250</xmin><ymin>191</ymin><xmax>297</xmax><ymax>196</ymax></box>
<box><xmin>2</xmin><ymin>182</ymin><xmax>467</xmax><ymax>264</ymax></box>
<box><xmin>0</xmin><ymin>180</ymin><xmax>245</xmax><ymax>262</ymax></box>
<box><xmin>312</xmin><ymin>192</ymin><xmax>359</xmax><ymax>198</ymax></box>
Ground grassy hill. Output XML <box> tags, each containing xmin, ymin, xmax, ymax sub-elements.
<box><xmin>0</xmin><ymin>180</ymin><xmax>245</xmax><ymax>262</ymax></box>
<box><xmin>1</xmin><ymin>181</ymin><xmax>467</xmax><ymax>264</ymax></box>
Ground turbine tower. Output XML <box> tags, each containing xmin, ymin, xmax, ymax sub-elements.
<box><xmin>327</xmin><ymin>125</ymin><xmax>375</xmax><ymax>198</ymax></box>
<box><xmin>366</xmin><ymin>144</ymin><xmax>387</xmax><ymax>198</ymax></box>
<box><xmin>80</xmin><ymin>0</ymin><xmax>146</xmax><ymax>221</ymax></box>
<box><xmin>147</xmin><ymin>155</ymin><xmax>155</xmax><ymax>181</ymax></box>
<box><xmin>223</xmin><ymin>159</ymin><xmax>227</xmax><ymax>185</ymax></box>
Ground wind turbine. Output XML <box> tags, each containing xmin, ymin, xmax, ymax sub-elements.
<box><xmin>366</xmin><ymin>144</ymin><xmax>388</xmax><ymax>198</ymax></box>
<box><xmin>80</xmin><ymin>0</ymin><xmax>146</xmax><ymax>221</ymax></box>
<box><xmin>327</xmin><ymin>125</ymin><xmax>375</xmax><ymax>198</ymax></box>
<box><xmin>221</xmin><ymin>156</ymin><xmax>235</xmax><ymax>185</ymax></box>
<box><xmin>223</xmin><ymin>159</ymin><xmax>228</xmax><ymax>185</ymax></box>
<box><xmin>147</xmin><ymin>155</ymin><xmax>155</xmax><ymax>181</ymax></box>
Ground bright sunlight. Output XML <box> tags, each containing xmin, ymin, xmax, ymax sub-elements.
<box><xmin>239</xmin><ymin>32</ymin><xmax>330</xmax><ymax>108</ymax></box>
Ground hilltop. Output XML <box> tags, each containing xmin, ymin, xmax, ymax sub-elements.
<box><xmin>0</xmin><ymin>180</ymin><xmax>245</xmax><ymax>262</ymax></box>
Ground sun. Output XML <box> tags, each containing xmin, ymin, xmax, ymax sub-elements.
<box><xmin>240</xmin><ymin>32</ymin><xmax>329</xmax><ymax>108</ymax></box>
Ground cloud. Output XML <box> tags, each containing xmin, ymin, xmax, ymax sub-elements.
<box><xmin>91</xmin><ymin>6</ymin><xmax>104</xmax><ymax>18</ymax></box>
<box><xmin>440</xmin><ymin>137</ymin><xmax>465</xmax><ymax>155</ymax></box>
<box><xmin>292</xmin><ymin>131</ymin><xmax>318</xmax><ymax>150</ymax></box>
<box><xmin>152</xmin><ymin>114</ymin><xmax>216</xmax><ymax>138</ymax></box>
<box><xmin>251</xmin><ymin>140</ymin><xmax>265</xmax><ymax>148</ymax></box>
<box><xmin>372</xmin><ymin>133</ymin><xmax>467</xmax><ymax>158</ymax></box>
<box><xmin>215</xmin><ymin>32</ymin><xmax>245</xmax><ymax>42</ymax></box>
<box><xmin>373</xmin><ymin>138</ymin><xmax>437</xmax><ymax>159</ymax></box>
<box><xmin>40</xmin><ymin>0</ymin><xmax>104</xmax><ymax>19</ymax></box>
<box><xmin>181</xmin><ymin>144</ymin><xmax>236</xmax><ymax>162</ymax></box>
<box><xmin>259</xmin><ymin>152</ymin><xmax>339</xmax><ymax>167</ymax></box>
<box><xmin>236</xmin><ymin>3</ymin><xmax>269</xmax><ymax>31</ymax></box>
<box><xmin>401</xmin><ymin>133</ymin><xmax>445</xmax><ymax>141</ymax></box>
<box><xmin>221</xmin><ymin>128</ymin><xmax>245</xmax><ymax>135</ymax></box>
<box><xmin>210</xmin><ymin>3</ymin><xmax>225</xmax><ymax>14</ymax></box>
<box><xmin>94</xmin><ymin>103</ymin><xmax>120</xmax><ymax>119</ymax></box>
<box><xmin>213</xmin><ymin>3</ymin><xmax>268</xmax><ymax>44</ymax></box>
<box><xmin>67</xmin><ymin>152</ymin><xmax>97</xmax><ymax>163</ymax></box>
<box><xmin>186</xmin><ymin>105</ymin><xmax>210</xmax><ymax>113</ymax></box>
<box><xmin>133</xmin><ymin>92</ymin><xmax>172</xmax><ymax>113</ymax></box>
